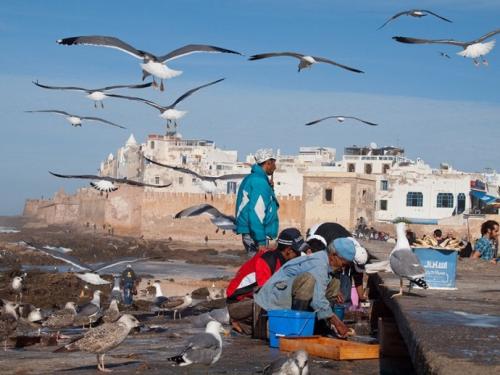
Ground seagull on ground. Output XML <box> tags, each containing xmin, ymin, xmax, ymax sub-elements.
<box><xmin>175</xmin><ymin>204</ymin><xmax>236</xmax><ymax>234</ymax></box>
<box><xmin>249</xmin><ymin>52</ymin><xmax>363</xmax><ymax>73</ymax></box>
<box><xmin>57</xmin><ymin>35</ymin><xmax>242</xmax><ymax>91</ymax></box>
<box><xmin>305</xmin><ymin>115</ymin><xmax>378</xmax><ymax>127</ymax></box>
<box><xmin>167</xmin><ymin>320</ymin><xmax>226</xmax><ymax>367</ymax></box>
<box><xmin>263</xmin><ymin>350</ymin><xmax>310</xmax><ymax>375</ymax></box>
<box><xmin>0</xmin><ymin>300</ymin><xmax>18</xmax><ymax>351</ymax></box>
<box><xmin>74</xmin><ymin>290</ymin><xmax>103</xmax><ymax>327</ymax></box>
<box><xmin>160</xmin><ymin>293</ymin><xmax>193</xmax><ymax>320</ymax></box>
<box><xmin>25</xmin><ymin>110</ymin><xmax>126</xmax><ymax>129</ymax></box>
<box><xmin>378</xmin><ymin>9</ymin><xmax>452</xmax><ymax>30</ymax></box>
<box><xmin>42</xmin><ymin>302</ymin><xmax>77</xmax><ymax>329</ymax></box>
<box><xmin>55</xmin><ymin>314</ymin><xmax>140</xmax><ymax>372</ymax></box>
<box><xmin>25</xmin><ymin>241</ymin><xmax>150</xmax><ymax>285</ymax></box>
<box><xmin>102</xmin><ymin>299</ymin><xmax>121</xmax><ymax>323</ymax></box>
<box><xmin>11</xmin><ymin>275</ymin><xmax>24</xmax><ymax>303</ymax></box>
<box><xmin>152</xmin><ymin>281</ymin><xmax>169</xmax><ymax>309</ymax></box>
<box><xmin>49</xmin><ymin>171</ymin><xmax>171</xmax><ymax>195</ymax></box>
<box><xmin>32</xmin><ymin>81</ymin><xmax>153</xmax><ymax>108</ymax></box>
<box><xmin>106</xmin><ymin>78</ymin><xmax>225</xmax><ymax>130</ymax></box>
<box><xmin>366</xmin><ymin>222</ymin><xmax>428</xmax><ymax>297</ymax></box>
<box><xmin>393</xmin><ymin>29</ymin><xmax>500</xmax><ymax>66</ymax></box>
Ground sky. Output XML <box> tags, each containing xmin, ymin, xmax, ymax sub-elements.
<box><xmin>1</xmin><ymin>0</ymin><xmax>499</xmax><ymax>215</ymax></box>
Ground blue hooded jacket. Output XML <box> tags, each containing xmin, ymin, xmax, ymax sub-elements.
<box><xmin>235</xmin><ymin>164</ymin><xmax>279</xmax><ymax>245</ymax></box>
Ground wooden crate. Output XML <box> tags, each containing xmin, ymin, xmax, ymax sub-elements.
<box><xmin>280</xmin><ymin>336</ymin><xmax>379</xmax><ymax>360</ymax></box>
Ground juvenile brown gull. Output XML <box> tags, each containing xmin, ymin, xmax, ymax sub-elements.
<box><xmin>393</xmin><ymin>29</ymin><xmax>500</xmax><ymax>66</ymax></box>
<box><xmin>57</xmin><ymin>35</ymin><xmax>242</xmax><ymax>91</ymax></box>
<box><xmin>167</xmin><ymin>320</ymin><xmax>226</xmax><ymax>367</ymax></box>
<box><xmin>32</xmin><ymin>81</ymin><xmax>152</xmax><ymax>108</ymax></box>
<box><xmin>42</xmin><ymin>302</ymin><xmax>77</xmax><ymax>329</ymax></box>
<box><xmin>25</xmin><ymin>110</ymin><xmax>126</xmax><ymax>129</ymax></box>
<box><xmin>102</xmin><ymin>299</ymin><xmax>121</xmax><ymax>323</ymax></box>
<box><xmin>55</xmin><ymin>314</ymin><xmax>140</xmax><ymax>372</ymax></box>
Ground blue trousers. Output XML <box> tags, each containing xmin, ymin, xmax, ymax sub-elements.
<box><xmin>123</xmin><ymin>282</ymin><xmax>134</xmax><ymax>305</ymax></box>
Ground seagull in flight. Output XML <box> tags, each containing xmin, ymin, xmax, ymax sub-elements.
<box><xmin>32</xmin><ymin>81</ymin><xmax>153</xmax><ymax>108</ymax></box>
<box><xmin>106</xmin><ymin>78</ymin><xmax>225</xmax><ymax>130</ymax></box>
<box><xmin>249</xmin><ymin>52</ymin><xmax>364</xmax><ymax>73</ymax></box>
<box><xmin>439</xmin><ymin>52</ymin><xmax>451</xmax><ymax>59</ymax></box>
<box><xmin>305</xmin><ymin>115</ymin><xmax>378</xmax><ymax>127</ymax></box>
<box><xmin>175</xmin><ymin>204</ymin><xmax>236</xmax><ymax>234</ymax></box>
<box><xmin>378</xmin><ymin>9</ymin><xmax>452</xmax><ymax>30</ymax></box>
<box><xmin>57</xmin><ymin>36</ymin><xmax>242</xmax><ymax>91</ymax></box>
<box><xmin>25</xmin><ymin>242</ymin><xmax>152</xmax><ymax>285</ymax></box>
<box><xmin>26</xmin><ymin>110</ymin><xmax>126</xmax><ymax>129</ymax></box>
<box><xmin>393</xmin><ymin>29</ymin><xmax>500</xmax><ymax>66</ymax></box>
<box><xmin>49</xmin><ymin>171</ymin><xmax>171</xmax><ymax>194</ymax></box>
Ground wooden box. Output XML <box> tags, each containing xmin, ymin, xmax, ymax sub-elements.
<box><xmin>280</xmin><ymin>336</ymin><xmax>379</xmax><ymax>360</ymax></box>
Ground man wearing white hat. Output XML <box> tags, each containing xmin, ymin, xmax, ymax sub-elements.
<box><xmin>235</xmin><ymin>148</ymin><xmax>279</xmax><ymax>255</ymax></box>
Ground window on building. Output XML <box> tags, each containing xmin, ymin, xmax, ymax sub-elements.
<box><xmin>364</xmin><ymin>163</ymin><xmax>372</xmax><ymax>174</ymax></box>
<box><xmin>380</xmin><ymin>180</ymin><xmax>388</xmax><ymax>191</ymax></box>
<box><xmin>178</xmin><ymin>177</ymin><xmax>184</xmax><ymax>185</ymax></box>
<box><xmin>382</xmin><ymin>164</ymin><xmax>390</xmax><ymax>174</ymax></box>
<box><xmin>227</xmin><ymin>181</ymin><xmax>237</xmax><ymax>194</ymax></box>
<box><xmin>406</xmin><ymin>192</ymin><xmax>423</xmax><ymax>207</ymax></box>
<box><xmin>437</xmin><ymin>193</ymin><xmax>454</xmax><ymax>208</ymax></box>
<box><xmin>347</xmin><ymin>163</ymin><xmax>355</xmax><ymax>172</ymax></box>
<box><xmin>324</xmin><ymin>188</ymin><xmax>333</xmax><ymax>203</ymax></box>
<box><xmin>150</xmin><ymin>141</ymin><xmax>155</xmax><ymax>149</ymax></box>
<box><xmin>154</xmin><ymin>176</ymin><xmax>160</xmax><ymax>185</ymax></box>
<box><xmin>457</xmin><ymin>193</ymin><xmax>466</xmax><ymax>214</ymax></box>
<box><xmin>380</xmin><ymin>200</ymin><xmax>388</xmax><ymax>211</ymax></box>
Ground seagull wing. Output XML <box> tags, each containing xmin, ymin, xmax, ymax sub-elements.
<box><xmin>248</xmin><ymin>52</ymin><xmax>305</xmax><ymax>61</ymax></box>
<box><xmin>57</xmin><ymin>35</ymin><xmax>145</xmax><ymax>59</ymax></box>
<box><xmin>49</xmin><ymin>171</ymin><xmax>171</xmax><ymax>188</ymax></box>
<box><xmin>105</xmin><ymin>94</ymin><xmax>165</xmax><ymax>112</ymax></box>
<box><xmin>26</xmin><ymin>109</ymin><xmax>73</xmax><ymax>117</ymax></box>
<box><xmin>110</xmin><ymin>177</ymin><xmax>172</xmax><ymax>188</ymax></box>
<box><xmin>311</xmin><ymin>56</ymin><xmax>364</xmax><ymax>73</ymax></box>
<box><xmin>98</xmin><ymin>82</ymin><xmax>153</xmax><ymax>91</ymax></box>
<box><xmin>171</xmin><ymin>78</ymin><xmax>225</xmax><ymax>108</ymax></box>
<box><xmin>421</xmin><ymin>10</ymin><xmax>452</xmax><ymax>23</ymax></box>
<box><xmin>79</xmin><ymin>116</ymin><xmax>126</xmax><ymax>129</ymax></box>
<box><xmin>475</xmin><ymin>29</ymin><xmax>500</xmax><ymax>43</ymax></box>
<box><xmin>32</xmin><ymin>81</ymin><xmax>87</xmax><ymax>92</ymax></box>
<box><xmin>24</xmin><ymin>242</ymin><xmax>91</xmax><ymax>271</ymax></box>
<box><xmin>343</xmin><ymin>116</ymin><xmax>378</xmax><ymax>126</ymax></box>
<box><xmin>212</xmin><ymin>173</ymin><xmax>247</xmax><ymax>181</ymax></box>
<box><xmin>144</xmin><ymin>157</ymin><xmax>205</xmax><ymax>179</ymax></box>
<box><xmin>392</xmin><ymin>36</ymin><xmax>466</xmax><ymax>47</ymax></box>
<box><xmin>377</xmin><ymin>11</ymin><xmax>411</xmax><ymax>30</ymax></box>
<box><xmin>159</xmin><ymin>44</ymin><xmax>242</xmax><ymax>62</ymax></box>
<box><xmin>175</xmin><ymin>204</ymin><xmax>225</xmax><ymax>220</ymax></box>
<box><xmin>93</xmin><ymin>257</ymin><xmax>151</xmax><ymax>273</ymax></box>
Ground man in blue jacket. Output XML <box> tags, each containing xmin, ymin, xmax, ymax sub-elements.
<box><xmin>235</xmin><ymin>148</ymin><xmax>279</xmax><ymax>255</ymax></box>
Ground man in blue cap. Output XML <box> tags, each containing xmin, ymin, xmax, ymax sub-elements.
<box><xmin>254</xmin><ymin>237</ymin><xmax>355</xmax><ymax>337</ymax></box>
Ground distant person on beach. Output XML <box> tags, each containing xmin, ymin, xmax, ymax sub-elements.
<box><xmin>472</xmin><ymin>220</ymin><xmax>499</xmax><ymax>264</ymax></box>
<box><xmin>121</xmin><ymin>264</ymin><xmax>138</xmax><ymax>305</ymax></box>
<box><xmin>226</xmin><ymin>228</ymin><xmax>305</xmax><ymax>335</ymax></box>
<box><xmin>235</xmin><ymin>148</ymin><xmax>279</xmax><ymax>255</ymax></box>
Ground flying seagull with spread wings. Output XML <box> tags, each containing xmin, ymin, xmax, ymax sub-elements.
<box><xmin>32</xmin><ymin>80</ymin><xmax>152</xmax><ymax>108</ymax></box>
<box><xmin>57</xmin><ymin>36</ymin><xmax>242</xmax><ymax>91</ymax></box>
<box><xmin>106</xmin><ymin>78</ymin><xmax>225</xmax><ymax>129</ymax></box>
<box><xmin>393</xmin><ymin>29</ymin><xmax>500</xmax><ymax>66</ymax></box>
<box><xmin>378</xmin><ymin>9</ymin><xmax>452</xmax><ymax>30</ymax></box>
<box><xmin>26</xmin><ymin>110</ymin><xmax>126</xmax><ymax>129</ymax></box>
<box><xmin>249</xmin><ymin>52</ymin><xmax>363</xmax><ymax>73</ymax></box>
<box><xmin>175</xmin><ymin>204</ymin><xmax>236</xmax><ymax>234</ymax></box>
<box><xmin>306</xmin><ymin>115</ymin><xmax>378</xmax><ymax>127</ymax></box>
<box><xmin>25</xmin><ymin>242</ymin><xmax>152</xmax><ymax>285</ymax></box>
<box><xmin>49</xmin><ymin>171</ymin><xmax>171</xmax><ymax>193</ymax></box>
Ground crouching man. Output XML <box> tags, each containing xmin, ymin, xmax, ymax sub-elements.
<box><xmin>226</xmin><ymin>228</ymin><xmax>306</xmax><ymax>335</ymax></box>
<box><xmin>254</xmin><ymin>237</ymin><xmax>355</xmax><ymax>337</ymax></box>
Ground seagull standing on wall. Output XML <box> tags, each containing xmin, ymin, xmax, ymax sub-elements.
<box><xmin>393</xmin><ymin>29</ymin><xmax>500</xmax><ymax>66</ymax></box>
<box><xmin>57</xmin><ymin>36</ymin><xmax>242</xmax><ymax>91</ymax></box>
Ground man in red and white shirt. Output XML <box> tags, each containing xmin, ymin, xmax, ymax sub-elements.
<box><xmin>226</xmin><ymin>228</ymin><xmax>306</xmax><ymax>335</ymax></box>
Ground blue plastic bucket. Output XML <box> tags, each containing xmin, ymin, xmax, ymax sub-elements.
<box><xmin>333</xmin><ymin>304</ymin><xmax>345</xmax><ymax>321</ymax></box>
<box><xmin>267</xmin><ymin>309</ymin><xmax>316</xmax><ymax>348</ymax></box>
<box><xmin>412</xmin><ymin>247</ymin><xmax>458</xmax><ymax>289</ymax></box>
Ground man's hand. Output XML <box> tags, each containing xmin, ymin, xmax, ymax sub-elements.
<box><xmin>257</xmin><ymin>245</ymin><xmax>268</xmax><ymax>253</ymax></box>
<box><xmin>329</xmin><ymin>314</ymin><xmax>349</xmax><ymax>338</ymax></box>
<box><xmin>335</xmin><ymin>292</ymin><xmax>344</xmax><ymax>304</ymax></box>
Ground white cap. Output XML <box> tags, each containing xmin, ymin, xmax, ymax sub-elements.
<box><xmin>349</xmin><ymin>238</ymin><xmax>368</xmax><ymax>272</ymax></box>
<box><xmin>254</xmin><ymin>148</ymin><xmax>276</xmax><ymax>164</ymax></box>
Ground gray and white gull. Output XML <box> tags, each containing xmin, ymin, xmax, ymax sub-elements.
<box><xmin>305</xmin><ymin>115</ymin><xmax>378</xmax><ymax>127</ymax></box>
<box><xmin>393</xmin><ymin>29</ymin><xmax>500</xmax><ymax>66</ymax></box>
<box><xmin>32</xmin><ymin>81</ymin><xmax>152</xmax><ymax>108</ymax></box>
<box><xmin>378</xmin><ymin>9</ymin><xmax>452</xmax><ymax>30</ymax></box>
<box><xmin>263</xmin><ymin>350</ymin><xmax>309</xmax><ymax>375</ymax></box>
<box><xmin>57</xmin><ymin>35</ymin><xmax>241</xmax><ymax>91</ymax></box>
<box><xmin>25</xmin><ymin>110</ymin><xmax>126</xmax><ymax>129</ymax></box>
<box><xmin>175</xmin><ymin>204</ymin><xmax>236</xmax><ymax>234</ymax></box>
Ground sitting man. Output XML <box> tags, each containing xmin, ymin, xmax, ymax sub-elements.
<box><xmin>254</xmin><ymin>237</ymin><xmax>356</xmax><ymax>338</ymax></box>
<box><xmin>226</xmin><ymin>228</ymin><xmax>306</xmax><ymax>335</ymax></box>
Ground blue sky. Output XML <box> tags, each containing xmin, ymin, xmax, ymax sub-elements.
<box><xmin>1</xmin><ymin>0</ymin><xmax>499</xmax><ymax>214</ymax></box>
